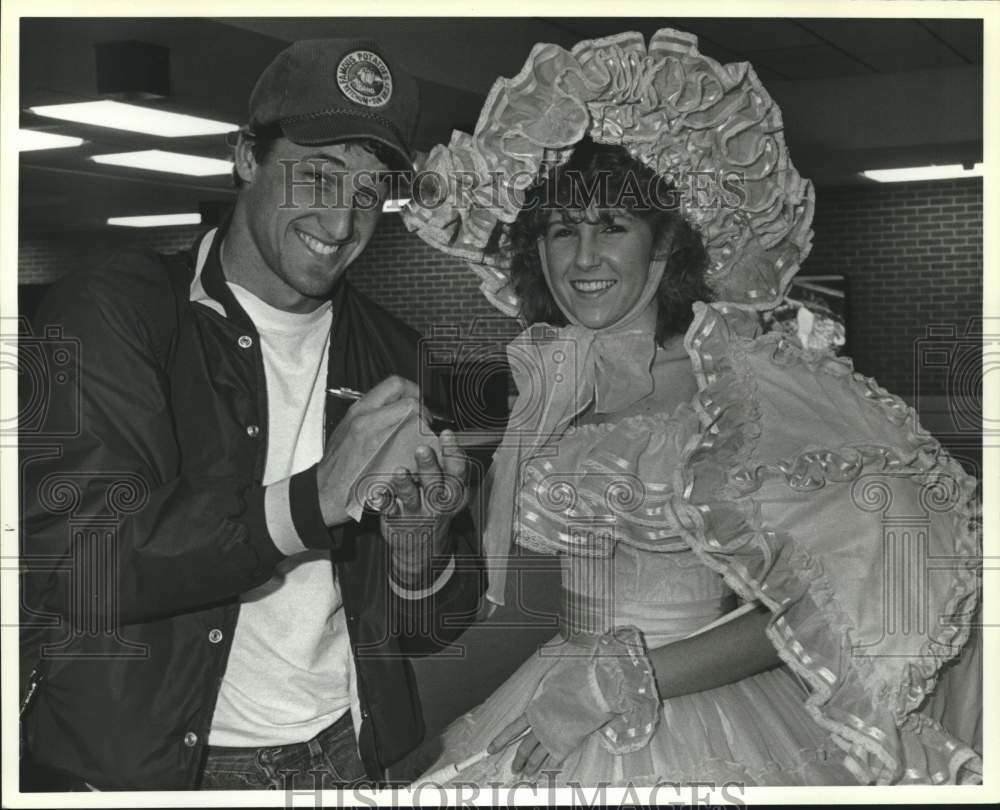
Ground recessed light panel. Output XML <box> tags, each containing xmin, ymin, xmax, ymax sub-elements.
<box><xmin>91</xmin><ymin>150</ymin><xmax>233</xmax><ymax>176</ymax></box>
<box><xmin>19</xmin><ymin>129</ymin><xmax>84</xmax><ymax>151</ymax></box>
<box><xmin>107</xmin><ymin>213</ymin><xmax>203</xmax><ymax>228</ymax></box>
<box><xmin>861</xmin><ymin>164</ymin><xmax>983</xmax><ymax>183</ymax></box>
<box><xmin>30</xmin><ymin>101</ymin><xmax>237</xmax><ymax>137</ymax></box>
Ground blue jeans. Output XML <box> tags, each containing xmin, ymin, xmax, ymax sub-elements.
<box><xmin>199</xmin><ymin>711</ymin><xmax>369</xmax><ymax>790</ymax></box>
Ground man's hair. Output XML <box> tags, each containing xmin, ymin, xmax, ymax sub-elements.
<box><xmin>231</xmin><ymin>123</ymin><xmax>282</xmax><ymax>188</ymax></box>
<box><xmin>232</xmin><ymin>123</ymin><xmax>406</xmax><ymax>188</ymax></box>
<box><xmin>495</xmin><ymin>137</ymin><xmax>714</xmax><ymax>343</ymax></box>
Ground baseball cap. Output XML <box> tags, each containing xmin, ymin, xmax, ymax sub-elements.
<box><xmin>249</xmin><ymin>39</ymin><xmax>419</xmax><ymax>170</ymax></box>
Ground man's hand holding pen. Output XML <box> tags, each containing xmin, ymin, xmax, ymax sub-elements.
<box><xmin>316</xmin><ymin>376</ymin><xmax>468</xmax><ymax>585</ymax></box>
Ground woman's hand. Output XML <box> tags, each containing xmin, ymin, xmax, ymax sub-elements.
<box><xmin>380</xmin><ymin>429</ymin><xmax>469</xmax><ymax>586</ymax></box>
<box><xmin>485</xmin><ymin>628</ymin><xmax>660</xmax><ymax>777</ymax></box>
<box><xmin>384</xmin><ymin>428</ymin><xmax>468</xmax><ymax>524</ymax></box>
<box><xmin>488</xmin><ymin>716</ymin><xmax>555</xmax><ymax>777</ymax></box>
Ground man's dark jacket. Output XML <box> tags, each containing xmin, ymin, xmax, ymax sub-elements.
<box><xmin>19</xmin><ymin>226</ymin><xmax>483</xmax><ymax>789</ymax></box>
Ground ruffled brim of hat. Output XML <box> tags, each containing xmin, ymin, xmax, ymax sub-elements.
<box><xmin>401</xmin><ymin>28</ymin><xmax>815</xmax><ymax>317</ymax></box>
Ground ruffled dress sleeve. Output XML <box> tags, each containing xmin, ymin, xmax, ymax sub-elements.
<box><xmin>671</xmin><ymin>302</ymin><xmax>982</xmax><ymax>785</ymax></box>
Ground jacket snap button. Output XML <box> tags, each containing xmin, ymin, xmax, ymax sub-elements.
<box><xmin>238</xmin><ymin>335</ymin><xmax>253</xmax><ymax>349</ymax></box>
<box><xmin>208</xmin><ymin>629</ymin><xmax>223</xmax><ymax>644</ymax></box>
<box><xmin>245</xmin><ymin>424</ymin><xmax>260</xmax><ymax>438</ymax></box>
<box><xmin>183</xmin><ymin>732</ymin><xmax>198</xmax><ymax>747</ymax></box>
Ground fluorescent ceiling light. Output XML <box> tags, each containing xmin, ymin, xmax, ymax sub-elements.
<box><xmin>91</xmin><ymin>150</ymin><xmax>233</xmax><ymax>176</ymax></box>
<box><xmin>861</xmin><ymin>164</ymin><xmax>983</xmax><ymax>183</ymax></box>
<box><xmin>29</xmin><ymin>100</ymin><xmax>237</xmax><ymax>137</ymax></box>
<box><xmin>382</xmin><ymin>198</ymin><xmax>411</xmax><ymax>213</ymax></box>
<box><xmin>19</xmin><ymin>129</ymin><xmax>84</xmax><ymax>151</ymax></box>
<box><xmin>108</xmin><ymin>213</ymin><xmax>203</xmax><ymax>228</ymax></box>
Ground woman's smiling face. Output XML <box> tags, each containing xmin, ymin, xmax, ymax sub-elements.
<box><xmin>540</xmin><ymin>207</ymin><xmax>657</xmax><ymax>329</ymax></box>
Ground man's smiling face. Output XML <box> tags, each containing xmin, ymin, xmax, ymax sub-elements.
<box><xmin>237</xmin><ymin>136</ymin><xmax>388</xmax><ymax>311</ymax></box>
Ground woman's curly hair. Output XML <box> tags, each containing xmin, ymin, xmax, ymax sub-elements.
<box><xmin>490</xmin><ymin>137</ymin><xmax>714</xmax><ymax>345</ymax></box>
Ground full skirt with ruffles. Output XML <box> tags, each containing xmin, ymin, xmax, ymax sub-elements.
<box><xmin>416</xmin><ymin>634</ymin><xmax>859</xmax><ymax>787</ymax></box>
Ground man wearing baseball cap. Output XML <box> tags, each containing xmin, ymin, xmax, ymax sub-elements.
<box><xmin>20</xmin><ymin>39</ymin><xmax>482</xmax><ymax>791</ymax></box>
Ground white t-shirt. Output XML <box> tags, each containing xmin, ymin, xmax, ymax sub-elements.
<box><xmin>191</xmin><ymin>238</ymin><xmax>352</xmax><ymax>747</ymax></box>
<box><xmin>190</xmin><ymin>229</ymin><xmax>455</xmax><ymax>748</ymax></box>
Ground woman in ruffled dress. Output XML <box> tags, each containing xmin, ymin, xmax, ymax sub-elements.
<box><xmin>402</xmin><ymin>28</ymin><xmax>982</xmax><ymax>787</ymax></box>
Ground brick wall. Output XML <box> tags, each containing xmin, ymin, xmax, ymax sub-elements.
<box><xmin>19</xmin><ymin>178</ymin><xmax>983</xmax><ymax>407</ymax></box>
<box><xmin>18</xmin><ymin>225</ymin><xmax>205</xmax><ymax>286</ymax></box>
<box><xmin>347</xmin><ymin>217</ymin><xmax>521</xmax><ymax>345</ymax></box>
<box><xmin>807</xmin><ymin>178</ymin><xmax>982</xmax><ymax>404</ymax></box>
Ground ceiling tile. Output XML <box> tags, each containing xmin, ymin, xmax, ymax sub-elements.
<box><xmin>19</xmin><ymin>163</ymin><xmax>233</xmax><ymax>233</ymax></box>
<box><xmin>748</xmin><ymin>45</ymin><xmax>874</xmax><ymax>80</ymax></box>
<box><xmin>15</xmin><ymin>15</ymin><xmax>986</xmax><ymax>229</ymax></box>
<box><xmin>669</xmin><ymin>17</ymin><xmax>824</xmax><ymax>53</ymax></box>
<box><xmin>795</xmin><ymin>18</ymin><xmax>968</xmax><ymax>73</ymax></box>
<box><xmin>538</xmin><ymin>17</ymin><xmax>667</xmax><ymax>39</ymax></box>
<box><xmin>511</xmin><ymin>18</ymin><xmax>812</xmax><ymax>80</ymax></box>
<box><xmin>20</xmin><ymin>18</ymin><xmax>283</xmax><ymax>124</ymax></box>
<box><xmin>920</xmin><ymin>19</ymin><xmax>983</xmax><ymax>64</ymax></box>
<box><xmin>863</xmin><ymin>44</ymin><xmax>966</xmax><ymax>73</ymax></box>
<box><xmin>799</xmin><ymin>19</ymin><xmax>923</xmax><ymax>51</ymax></box>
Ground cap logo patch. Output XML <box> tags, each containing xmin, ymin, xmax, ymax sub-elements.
<box><xmin>337</xmin><ymin>50</ymin><xmax>393</xmax><ymax>108</ymax></box>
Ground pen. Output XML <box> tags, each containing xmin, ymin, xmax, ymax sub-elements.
<box><xmin>419</xmin><ymin>728</ymin><xmax>531</xmax><ymax>784</ymax></box>
<box><xmin>326</xmin><ymin>386</ymin><xmax>456</xmax><ymax>426</ymax></box>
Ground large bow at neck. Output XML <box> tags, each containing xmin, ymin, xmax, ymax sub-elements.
<box><xmin>588</xmin><ymin>327</ymin><xmax>658</xmax><ymax>413</ymax></box>
<box><xmin>508</xmin><ymin>324</ymin><xmax>659</xmax><ymax>419</ymax></box>
<box><xmin>480</xmin><ymin>257</ymin><xmax>666</xmax><ymax>611</ymax></box>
